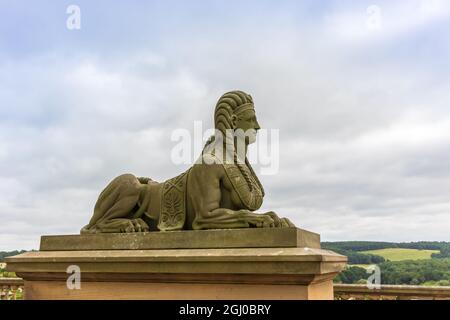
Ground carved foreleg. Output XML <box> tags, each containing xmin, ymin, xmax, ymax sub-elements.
<box><xmin>193</xmin><ymin>208</ymin><xmax>276</xmax><ymax>230</ymax></box>
<box><xmin>189</xmin><ymin>163</ymin><xmax>278</xmax><ymax>230</ymax></box>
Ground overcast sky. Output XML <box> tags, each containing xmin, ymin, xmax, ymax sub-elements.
<box><xmin>1</xmin><ymin>0</ymin><xmax>450</xmax><ymax>250</ymax></box>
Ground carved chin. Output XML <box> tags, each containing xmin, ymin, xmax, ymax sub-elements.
<box><xmin>247</xmin><ymin>134</ymin><xmax>257</xmax><ymax>144</ymax></box>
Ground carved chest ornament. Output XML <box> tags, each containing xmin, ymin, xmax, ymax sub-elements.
<box><xmin>157</xmin><ymin>170</ymin><xmax>190</xmax><ymax>231</ymax></box>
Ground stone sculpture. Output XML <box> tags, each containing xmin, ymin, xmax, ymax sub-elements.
<box><xmin>81</xmin><ymin>90</ymin><xmax>295</xmax><ymax>233</ymax></box>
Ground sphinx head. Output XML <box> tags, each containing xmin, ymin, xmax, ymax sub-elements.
<box><xmin>214</xmin><ymin>90</ymin><xmax>261</xmax><ymax>145</ymax></box>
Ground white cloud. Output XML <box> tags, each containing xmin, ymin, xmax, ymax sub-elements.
<box><xmin>1</xmin><ymin>1</ymin><xmax>450</xmax><ymax>250</ymax></box>
<box><xmin>324</xmin><ymin>0</ymin><xmax>450</xmax><ymax>43</ymax></box>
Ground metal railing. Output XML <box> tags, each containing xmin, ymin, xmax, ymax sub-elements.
<box><xmin>0</xmin><ymin>278</ymin><xmax>24</xmax><ymax>300</ymax></box>
<box><xmin>334</xmin><ymin>284</ymin><xmax>450</xmax><ymax>300</ymax></box>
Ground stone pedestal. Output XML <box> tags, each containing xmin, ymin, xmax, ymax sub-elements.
<box><xmin>6</xmin><ymin>228</ymin><xmax>347</xmax><ymax>300</ymax></box>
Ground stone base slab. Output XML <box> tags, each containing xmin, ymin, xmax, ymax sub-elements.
<box><xmin>23</xmin><ymin>279</ymin><xmax>334</xmax><ymax>300</ymax></box>
<box><xmin>39</xmin><ymin>228</ymin><xmax>320</xmax><ymax>251</ymax></box>
<box><xmin>6</xmin><ymin>228</ymin><xmax>346</xmax><ymax>300</ymax></box>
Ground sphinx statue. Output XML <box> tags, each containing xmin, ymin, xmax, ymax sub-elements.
<box><xmin>81</xmin><ymin>90</ymin><xmax>295</xmax><ymax>233</ymax></box>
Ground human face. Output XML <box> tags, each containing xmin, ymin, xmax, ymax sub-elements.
<box><xmin>233</xmin><ymin>109</ymin><xmax>261</xmax><ymax>144</ymax></box>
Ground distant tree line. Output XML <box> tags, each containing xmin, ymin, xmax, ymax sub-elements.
<box><xmin>321</xmin><ymin>241</ymin><xmax>450</xmax><ymax>260</ymax></box>
<box><xmin>334</xmin><ymin>266</ymin><xmax>368</xmax><ymax>284</ymax></box>
<box><xmin>322</xmin><ymin>241</ymin><xmax>397</xmax><ymax>252</ymax></box>
<box><xmin>335</xmin><ymin>259</ymin><xmax>450</xmax><ymax>286</ymax></box>
<box><xmin>324</xmin><ymin>241</ymin><xmax>450</xmax><ymax>286</ymax></box>
<box><xmin>431</xmin><ymin>246</ymin><xmax>450</xmax><ymax>259</ymax></box>
<box><xmin>0</xmin><ymin>250</ymin><xmax>27</xmax><ymax>262</ymax></box>
<box><xmin>380</xmin><ymin>259</ymin><xmax>450</xmax><ymax>285</ymax></box>
<box><xmin>321</xmin><ymin>245</ymin><xmax>386</xmax><ymax>264</ymax></box>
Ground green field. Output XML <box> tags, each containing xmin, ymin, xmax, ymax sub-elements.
<box><xmin>360</xmin><ymin>248</ymin><xmax>439</xmax><ymax>261</ymax></box>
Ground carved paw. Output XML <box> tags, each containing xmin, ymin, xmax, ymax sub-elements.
<box><xmin>250</xmin><ymin>216</ymin><xmax>274</xmax><ymax>228</ymax></box>
<box><xmin>263</xmin><ymin>211</ymin><xmax>296</xmax><ymax>228</ymax></box>
<box><xmin>239</xmin><ymin>211</ymin><xmax>275</xmax><ymax>228</ymax></box>
<box><xmin>119</xmin><ymin>218</ymin><xmax>149</xmax><ymax>233</ymax></box>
